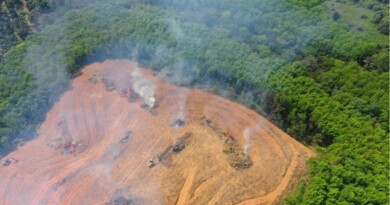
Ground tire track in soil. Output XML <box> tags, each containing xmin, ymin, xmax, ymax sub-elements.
<box><xmin>176</xmin><ymin>165</ymin><xmax>196</xmax><ymax>205</ymax></box>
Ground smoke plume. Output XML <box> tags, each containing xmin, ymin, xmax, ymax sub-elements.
<box><xmin>243</xmin><ymin>127</ymin><xmax>252</xmax><ymax>156</ymax></box>
<box><xmin>131</xmin><ymin>67</ymin><xmax>156</xmax><ymax>108</ymax></box>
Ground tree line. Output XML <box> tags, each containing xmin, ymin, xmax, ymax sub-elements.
<box><xmin>0</xmin><ymin>0</ymin><xmax>388</xmax><ymax>204</ymax></box>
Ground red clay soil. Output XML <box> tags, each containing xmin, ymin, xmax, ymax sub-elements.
<box><xmin>0</xmin><ymin>60</ymin><xmax>315</xmax><ymax>205</ymax></box>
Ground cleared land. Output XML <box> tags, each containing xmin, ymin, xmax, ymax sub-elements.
<box><xmin>0</xmin><ymin>60</ymin><xmax>314</xmax><ymax>205</ymax></box>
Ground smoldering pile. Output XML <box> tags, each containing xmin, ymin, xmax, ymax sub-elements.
<box><xmin>147</xmin><ymin>132</ymin><xmax>193</xmax><ymax>168</ymax></box>
<box><xmin>171</xmin><ymin>118</ymin><xmax>185</xmax><ymax>128</ymax></box>
<box><xmin>200</xmin><ymin>117</ymin><xmax>225</xmax><ymax>139</ymax></box>
<box><xmin>223</xmin><ymin>140</ymin><xmax>253</xmax><ymax>170</ymax></box>
<box><xmin>106</xmin><ymin>196</ymin><xmax>133</xmax><ymax>205</ymax></box>
<box><xmin>200</xmin><ymin>116</ymin><xmax>253</xmax><ymax>170</ymax></box>
<box><xmin>46</xmin><ymin>117</ymin><xmax>86</xmax><ymax>156</ymax></box>
<box><xmin>88</xmin><ymin>72</ymin><xmax>116</xmax><ymax>91</ymax></box>
<box><xmin>172</xmin><ymin>131</ymin><xmax>192</xmax><ymax>152</ymax></box>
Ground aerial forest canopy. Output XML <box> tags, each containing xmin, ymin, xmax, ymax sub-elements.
<box><xmin>0</xmin><ymin>0</ymin><xmax>388</xmax><ymax>204</ymax></box>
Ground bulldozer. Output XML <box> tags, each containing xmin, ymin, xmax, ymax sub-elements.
<box><xmin>147</xmin><ymin>159</ymin><xmax>156</xmax><ymax>168</ymax></box>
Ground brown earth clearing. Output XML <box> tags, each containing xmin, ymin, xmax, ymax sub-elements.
<box><xmin>0</xmin><ymin>60</ymin><xmax>315</xmax><ymax>205</ymax></box>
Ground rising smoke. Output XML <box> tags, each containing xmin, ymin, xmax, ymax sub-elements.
<box><xmin>0</xmin><ymin>0</ymin><xmax>334</xmax><ymax>203</ymax></box>
<box><xmin>131</xmin><ymin>67</ymin><xmax>157</xmax><ymax>108</ymax></box>
<box><xmin>243</xmin><ymin>127</ymin><xmax>252</xmax><ymax>156</ymax></box>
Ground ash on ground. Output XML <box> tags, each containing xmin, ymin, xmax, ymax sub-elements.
<box><xmin>106</xmin><ymin>196</ymin><xmax>133</xmax><ymax>205</ymax></box>
<box><xmin>171</xmin><ymin>119</ymin><xmax>185</xmax><ymax>128</ymax></box>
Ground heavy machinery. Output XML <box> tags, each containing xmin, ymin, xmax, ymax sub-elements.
<box><xmin>147</xmin><ymin>160</ymin><xmax>155</xmax><ymax>168</ymax></box>
<box><xmin>147</xmin><ymin>132</ymin><xmax>193</xmax><ymax>168</ymax></box>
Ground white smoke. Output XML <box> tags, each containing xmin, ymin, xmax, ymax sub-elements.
<box><xmin>177</xmin><ymin>104</ymin><xmax>185</xmax><ymax>120</ymax></box>
<box><xmin>243</xmin><ymin>127</ymin><xmax>252</xmax><ymax>156</ymax></box>
<box><xmin>176</xmin><ymin>90</ymin><xmax>188</xmax><ymax>120</ymax></box>
<box><xmin>131</xmin><ymin>67</ymin><xmax>156</xmax><ymax>108</ymax></box>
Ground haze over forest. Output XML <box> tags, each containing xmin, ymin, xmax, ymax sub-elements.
<box><xmin>0</xmin><ymin>0</ymin><xmax>388</xmax><ymax>204</ymax></box>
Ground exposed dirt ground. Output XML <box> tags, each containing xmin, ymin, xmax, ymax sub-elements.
<box><xmin>0</xmin><ymin>60</ymin><xmax>315</xmax><ymax>205</ymax></box>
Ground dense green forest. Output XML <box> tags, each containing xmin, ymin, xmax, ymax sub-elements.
<box><xmin>0</xmin><ymin>0</ymin><xmax>388</xmax><ymax>204</ymax></box>
<box><xmin>0</xmin><ymin>0</ymin><xmax>52</xmax><ymax>56</ymax></box>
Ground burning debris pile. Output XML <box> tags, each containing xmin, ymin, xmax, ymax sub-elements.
<box><xmin>63</xmin><ymin>142</ymin><xmax>86</xmax><ymax>156</ymax></box>
<box><xmin>147</xmin><ymin>132</ymin><xmax>193</xmax><ymax>168</ymax></box>
<box><xmin>88</xmin><ymin>72</ymin><xmax>115</xmax><ymax>91</ymax></box>
<box><xmin>47</xmin><ymin>138</ymin><xmax>86</xmax><ymax>156</ymax></box>
<box><xmin>200</xmin><ymin>117</ymin><xmax>253</xmax><ymax>170</ymax></box>
<box><xmin>223</xmin><ymin>138</ymin><xmax>253</xmax><ymax>170</ymax></box>
<box><xmin>119</xmin><ymin>87</ymin><xmax>138</xmax><ymax>102</ymax></box>
<box><xmin>173</xmin><ymin>131</ymin><xmax>192</xmax><ymax>152</ymax></box>
<box><xmin>102</xmin><ymin>79</ymin><xmax>116</xmax><ymax>91</ymax></box>
<box><xmin>200</xmin><ymin>117</ymin><xmax>226</xmax><ymax>139</ymax></box>
<box><xmin>172</xmin><ymin>141</ymin><xmax>185</xmax><ymax>152</ymax></box>
<box><xmin>46</xmin><ymin>117</ymin><xmax>86</xmax><ymax>156</ymax></box>
<box><xmin>155</xmin><ymin>149</ymin><xmax>171</xmax><ymax>167</ymax></box>
<box><xmin>140</xmin><ymin>103</ymin><xmax>158</xmax><ymax>115</ymax></box>
<box><xmin>171</xmin><ymin>119</ymin><xmax>185</xmax><ymax>128</ymax></box>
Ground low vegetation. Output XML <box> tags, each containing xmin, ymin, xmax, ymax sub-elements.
<box><xmin>326</xmin><ymin>0</ymin><xmax>388</xmax><ymax>45</ymax></box>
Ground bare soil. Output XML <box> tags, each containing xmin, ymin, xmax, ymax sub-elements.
<box><xmin>0</xmin><ymin>60</ymin><xmax>315</xmax><ymax>205</ymax></box>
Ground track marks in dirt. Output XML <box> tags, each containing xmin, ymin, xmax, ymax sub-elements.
<box><xmin>236</xmin><ymin>133</ymin><xmax>312</xmax><ymax>205</ymax></box>
<box><xmin>176</xmin><ymin>166</ymin><xmax>196</xmax><ymax>204</ymax></box>
<box><xmin>0</xmin><ymin>60</ymin><xmax>315</xmax><ymax>205</ymax></box>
